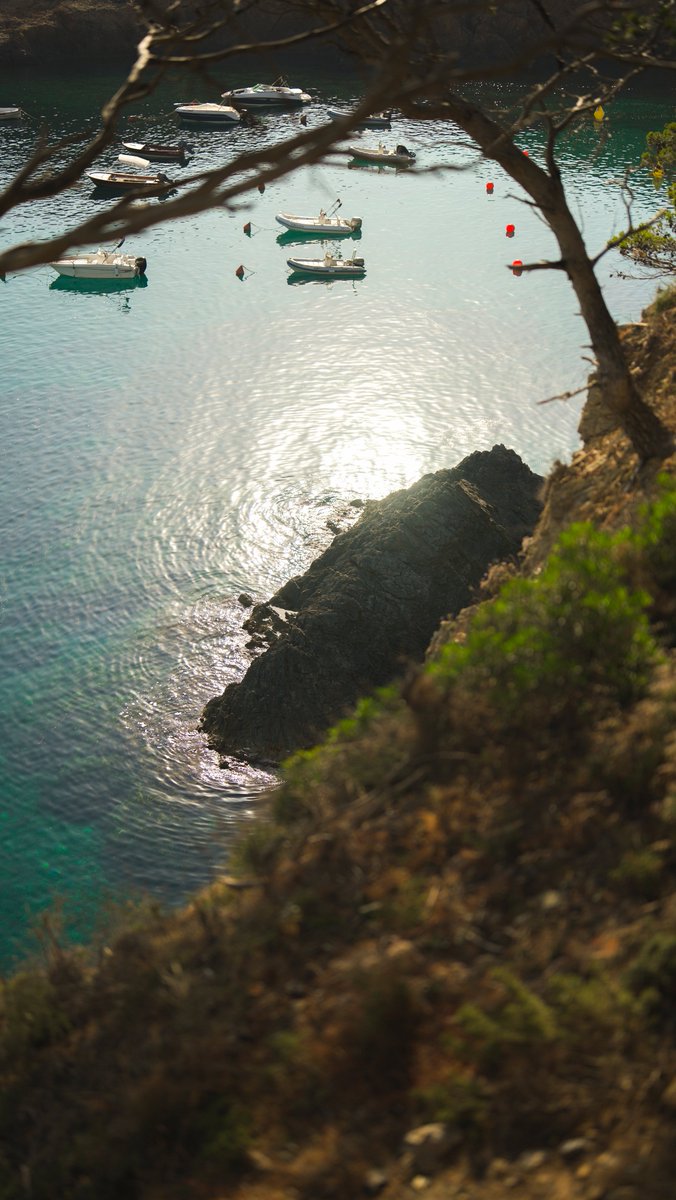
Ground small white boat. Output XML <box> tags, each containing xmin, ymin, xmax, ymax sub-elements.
<box><xmin>347</xmin><ymin>142</ymin><xmax>416</xmax><ymax>166</ymax></box>
<box><xmin>327</xmin><ymin>107</ymin><xmax>392</xmax><ymax>128</ymax></box>
<box><xmin>221</xmin><ymin>83</ymin><xmax>311</xmax><ymax>107</ymax></box>
<box><xmin>286</xmin><ymin>251</ymin><xmax>366</xmax><ymax>278</ymax></box>
<box><xmin>276</xmin><ymin>204</ymin><xmax>362</xmax><ymax>235</ymax></box>
<box><xmin>48</xmin><ymin>248</ymin><xmax>147</xmax><ymax>280</ymax></box>
<box><xmin>0</xmin><ymin>106</ymin><xmax>22</xmax><ymax>120</ymax></box>
<box><xmin>174</xmin><ymin>102</ymin><xmax>241</xmax><ymax>124</ymax></box>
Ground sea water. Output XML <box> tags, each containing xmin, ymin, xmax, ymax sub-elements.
<box><xmin>0</xmin><ymin>65</ymin><xmax>671</xmax><ymax>968</ymax></box>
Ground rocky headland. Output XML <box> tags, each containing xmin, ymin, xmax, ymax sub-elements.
<box><xmin>201</xmin><ymin>446</ymin><xmax>543</xmax><ymax>763</ymax></box>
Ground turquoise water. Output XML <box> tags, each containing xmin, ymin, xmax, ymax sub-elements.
<box><xmin>0</xmin><ymin>66</ymin><xmax>671</xmax><ymax>969</ymax></box>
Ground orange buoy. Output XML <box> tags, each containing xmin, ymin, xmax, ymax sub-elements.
<box><xmin>506</xmin><ymin>223</ymin><xmax>515</xmax><ymax>237</ymax></box>
<box><xmin>235</xmin><ymin>264</ymin><xmax>245</xmax><ymax>279</ymax></box>
<box><xmin>486</xmin><ymin>181</ymin><xmax>494</xmax><ymax>193</ymax></box>
<box><xmin>511</xmin><ymin>259</ymin><xmax>523</xmax><ymax>276</ymax></box>
<box><xmin>243</xmin><ymin>222</ymin><xmax>252</xmax><ymax>236</ymax></box>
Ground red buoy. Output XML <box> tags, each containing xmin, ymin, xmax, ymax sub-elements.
<box><xmin>243</xmin><ymin>222</ymin><xmax>252</xmax><ymax>236</ymax></box>
<box><xmin>258</xmin><ymin>183</ymin><xmax>265</xmax><ymax>194</ymax></box>
<box><xmin>506</xmin><ymin>223</ymin><xmax>515</xmax><ymax>237</ymax></box>
<box><xmin>235</xmin><ymin>264</ymin><xmax>245</xmax><ymax>279</ymax></box>
<box><xmin>522</xmin><ymin>149</ymin><xmax>529</xmax><ymax>156</ymax></box>
<box><xmin>511</xmin><ymin>259</ymin><xmax>523</xmax><ymax>276</ymax></box>
<box><xmin>486</xmin><ymin>181</ymin><xmax>494</xmax><ymax>193</ymax></box>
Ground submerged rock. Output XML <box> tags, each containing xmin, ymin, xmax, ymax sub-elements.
<box><xmin>201</xmin><ymin>445</ymin><xmax>542</xmax><ymax>762</ymax></box>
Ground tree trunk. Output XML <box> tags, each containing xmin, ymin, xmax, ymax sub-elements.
<box><xmin>444</xmin><ymin>94</ymin><xmax>673</xmax><ymax>463</ymax></box>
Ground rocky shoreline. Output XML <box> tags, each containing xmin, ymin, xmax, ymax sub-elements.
<box><xmin>201</xmin><ymin>445</ymin><xmax>543</xmax><ymax>763</ymax></box>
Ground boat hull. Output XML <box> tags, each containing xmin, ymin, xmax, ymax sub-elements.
<box><xmin>327</xmin><ymin>108</ymin><xmax>392</xmax><ymax>127</ymax></box>
<box><xmin>87</xmin><ymin>171</ymin><xmax>173</xmax><ymax>195</ymax></box>
<box><xmin>49</xmin><ymin>253</ymin><xmax>147</xmax><ymax>279</ymax></box>
<box><xmin>286</xmin><ymin>256</ymin><xmax>365</xmax><ymax>277</ymax></box>
<box><xmin>222</xmin><ymin>88</ymin><xmax>311</xmax><ymax>108</ymax></box>
<box><xmin>0</xmin><ymin>106</ymin><xmax>22</xmax><ymax>120</ymax></box>
<box><xmin>276</xmin><ymin>213</ymin><xmax>362</xmax><ymax>235</ymax></box>
<box><xmin>347</xmin><ymin>146</ymin><xmax>415</xmax><ymax>166</ymax></box>
<box><xmin>122</xmin><ymin>142</ymin><xmax>192</xmax><ymax>162</ymax></box>
<box><xmin>174</xmin><ymin>104</ymin><xmax>240</xmax><ymax>124</ymax></box>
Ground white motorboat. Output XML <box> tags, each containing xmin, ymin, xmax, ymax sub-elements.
<box><xmin>286</xmin><ymin>251</ymin><xmax>366</xmax><ymax>278</ymax></box>
<box><xmin>326</xmin><ymin>107</ymin><xmax>392</xmax><ymax>128</ymax></box>
<box><xmin>0</xmin><ymin>106</ymin><xmax>22</xmax><ymax>120</ymax></box>
<box><xmin>48</xmin><ymin>247</ymin><xmax>147</xmax><ymax>280</ymax></box>
<box><xmin>347</xmin><ymin>141</ymin><xmax>416</xmax><ymax>166</ymax></box>
<box><xmin>174</xmin><ymin>102</ymin><xmax>241</xmax><ymax>124</ymax></box>
<box><xmin>276</xmin><ymin>204</ymin><xmax>362</xmax><ymax>235</ymax></box>
<box><xmin>220</xmin><ymin>83</ymin><xmax>311</xmax><ymax>108</ymax></box>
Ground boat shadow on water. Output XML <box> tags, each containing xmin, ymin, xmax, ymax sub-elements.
<box><xmin>49</xmin><ymin>274</ymin><xmax>149</xmax><ymax>294</ymax></box>
<box><xmin>286</xmin><ymin>271</ymin><xmax>364</xmax><ymax>287</ymax></box>
<box><xmin>276</xmin><ymin>227</ymin><xmax>362</xmax><ymax>248</ymax></box>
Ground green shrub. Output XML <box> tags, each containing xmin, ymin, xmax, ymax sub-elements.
<box><xmin>428</xmin><ymin>523</ymin><xmax>657</xmax><ymax>732</ymax></box>
<box><xmin>625</xmin><ymin>932</ymin><xmax>676</xmax><ymax>1019</ymax></box>
<box><xmin>609</xmin><ymin>847</ymin><xmax>664</xmax><ymax>898</ymax></box>
<box><xmin>637</xmin><ymin>475</ymin><xmax>676</xmax><ymax>593</ymax></box>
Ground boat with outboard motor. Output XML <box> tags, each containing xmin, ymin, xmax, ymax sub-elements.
<box><xmin>286</xmin><ymin>250</ymin><xmax>366</xmax><ymax>278</ymax></box>
<box><xmin>174</xmin><ymin>102</ymin><xmax>241</xmax><ymax>124</ymax></box>
<box><xmin>276</xmin><ymin>201</ymin><xmax>362</xmax><ymax>235</ymax></box>
<box><xmin>347</xmin><ymin>141</ymin><xmax>416</xmax><ymax>166</ymax></box>
<box><xmin>87</xmin><ymin>168</ymin><xmax>174</xmax><ymax>195</ymax></box>
<box><xmin>121</xmin><ymin>140</ymin><xmax>193</xmax><ymax>162</ymax></box>
<box><xmin>221</xmin><ymin>82</ymin><xmax>311</xmax><ymax>108</ymax></box>
<box><xmin>48</xmin><ymin>244</ymin><xmax>147</xmax><ymax>280</ymax></box>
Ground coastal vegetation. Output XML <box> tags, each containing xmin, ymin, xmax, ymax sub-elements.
<box><xmin>618</xmin><ymin>122</ymin><xmax>676</xmax><ymax>271</ymax></box>
<box><xmin>1</xmin><ymin>3</ymin><xmax>675</xmax><ymax>1197</ymax></box>
<box><xmin>0</xmin><ymin>287</ymin><xmax>674</xmax><ymax>1200</ymax></box>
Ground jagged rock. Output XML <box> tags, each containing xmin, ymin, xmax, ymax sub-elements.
<box><xmin>201</xmin><ymin>445</ymin><xmax>542</xmax><ymax>763</ymax></box>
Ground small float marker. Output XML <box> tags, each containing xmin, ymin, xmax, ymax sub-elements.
<box><xmin>506</xmin><ymin>223</ymin><xmax>515</xmax><ymax>237</ymax></box>
<box><xmin>258</xmin><ymin>182</ymin><xmax>265</xmax><ymax>194</ymax></box>
<box><xmin>522</xmin><ymin>149</ymin><xmax>529</xmax><ymax>156</ymax></box>
<box><xmin>511</xmin><ymin>260</ymin><xmax>523</xmax><ymax>276</ymax></box>
<box><xmin>235</xmin><ymin>264</ymin><xmax>245</xmax><ymax>279</ymax></box>
<box><xmin>594</xmin><ymin>105</ymin><xmax>605</xmax><ymax>122</ymax></box>
<box><xmin>243</xmin><ymin>222</ymin><xmax>252</xmax><ymax>236</ymax></box>
<box><xmin>486</xmin><ymin>181</ymin><xmax>494</xmax><ymax>193</ymax></box>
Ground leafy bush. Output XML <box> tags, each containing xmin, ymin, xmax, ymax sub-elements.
<box><xmin>428</xmin><ymin>523</ymin><xmax>658</xmax><ymax>733</ymax></box>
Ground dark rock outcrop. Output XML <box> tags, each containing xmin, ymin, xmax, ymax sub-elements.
<box><xmin>201</xmin><ymin>445</ymin><xmax>543</xmax><ymax>764</ymax></box>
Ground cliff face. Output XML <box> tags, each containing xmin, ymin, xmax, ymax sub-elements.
<box><xmin>0</xmin><ymin>0</ymin><xmax>139</xmax><ymax>67</ymax></box>
<box><xmin>0</xmin><ymin>0</ymin><xmax>582</xmax><ymax>69</ymax></box>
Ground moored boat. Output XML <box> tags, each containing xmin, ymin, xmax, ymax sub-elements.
<box><xmin>48</xmin><ymin>248</ymin><xmax>147</xmax><ymax>279</ymax></box>
<box><xmin>347</xmin><ymin>142</ymin><xmax>416</xmax><ymax>166</ymax></box>
<box><xmin>286</xmin><ymin>251</ymin><xmax>366</xmax><ymax>278</ymax></box>
<box><xmin>0</xmin><ymin>106</ymin><xmax>23</xmax><ymax>120</ymax></box>
<box><xmin>276</xmin><ymin>206</ymin><xmax>362</xmax><ymax>235</ymax></box>
<box><xmin>121</xmin><ymin>140</ymin><xmax>193</xmax><ymax>162</ymax></box>
<box><xmin>87</xmin><ymin>169</ymin><xmax>174</xmax><ymax>195</ymax></box>
<box><xmin>174</xmin><ymin>102</ymin><xmax>241</xmax><ymax>124</ymax></box>
<box><xmin>221</xmin><ymin>83</ymin><xmax>311</xmax><ymax>108</ymax></box>
<box><xmin>326</xmin><ymin>107</ymin><xmax>392</xmax><ymax>128</ymax></box>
